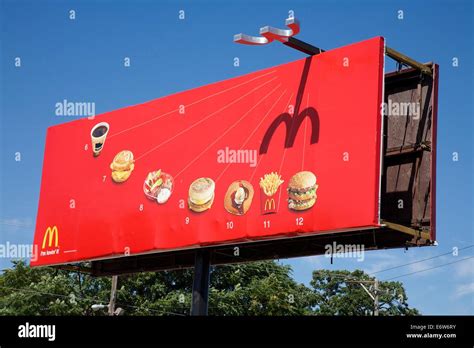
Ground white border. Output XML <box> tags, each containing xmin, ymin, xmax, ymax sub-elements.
<box><xmin>378</xmin><ymin>39</ymin><xmax>386</xmax><ymax>225</ymax></box>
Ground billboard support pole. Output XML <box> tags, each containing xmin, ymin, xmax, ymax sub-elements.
<box><xmin>190</xmin><ymin>249</ymin><xmax>211</xmax><ymax>316</ymax></box>
<box><xmin>108</xmin><ymin>275</ymin><xmax>118</xmax><ymax>316</ymax></box>
<box><xmin>374</xmin><ymin>278</ymin><xmax>379</xmax><ymax>316</ymax></box>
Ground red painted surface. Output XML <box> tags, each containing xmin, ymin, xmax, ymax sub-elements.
<box><xmin>31</xmin><ymin>37</ymin><xmax>385</xmax><ymax>266</ymax></box>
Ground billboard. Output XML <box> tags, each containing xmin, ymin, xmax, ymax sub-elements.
<box><xmin>31</xmin><ymin>36</ymin><xmax>385</xmax><ymax>267</ymax></box>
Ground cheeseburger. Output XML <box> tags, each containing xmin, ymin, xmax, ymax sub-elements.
<box><xmin>110</xmin><ymin>150</ymin><xmax>134</xmax><ymax>183</ymax></box>
<box><xmin>188</xmin><ymin>177</ymin><xmax>215</xmax><ymax>213</ymax></box>
<box><xmin>287</xmin><ymin>171</ymin><xmax>318</xmax><ymax>211</ymax></box>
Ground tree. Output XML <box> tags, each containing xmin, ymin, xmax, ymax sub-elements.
<box><xmin>0</xmin><ymin>260</ymin><xmax>93</xmax><ymax>315</ymax></box>
<box><xmin>310</xmin><ymin>269</ymin><xmax>420</xmax><ymax>316</ymax></box>
<box><xmin>0</xmin><ymin>260</ymin><xmax>419</xmax><ymax>316</ymax></box>
<box><xmin>208</xmin><ymin>262</ymin><xmax>314</xmax><ymax>315</ymax></box>
<box><xmin>113</xmin><ymin>262</ymin><xmax>314</xmax><ymax>315</ymax></box>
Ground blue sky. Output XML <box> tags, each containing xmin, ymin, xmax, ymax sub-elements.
<box><xmin>0</xmin><ymin>0</ymin><xmax>473</xmax><ymax>315</ymax></box>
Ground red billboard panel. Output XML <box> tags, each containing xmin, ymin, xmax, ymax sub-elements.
<box><xmin>31</xmin><ymin>37</ymin><xmax>385</xmax><ymax>266</ymax></box>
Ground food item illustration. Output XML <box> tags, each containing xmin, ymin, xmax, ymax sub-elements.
<box><xmin>90</xmin><ymin>122</ymin><xmax>109</xmax><ymax>157</ymax></box>
<box><xmin>110</xmin><ymin>150</ymin><xmax>135</xmax><ymax>183</ymax></box>
<box><xmin>224</xmin><ymin>180</ymin><xmax>254</xmax><ymax>215</ymax></box>
<box><xmin>259</xmin><ymin>172</ymin><xmax>284</xmax><ymax>214</ymax></box>
<box><xmin>287</xmin><ymin>171</ymin><xmax>318</xmax><ymax>211</ymax></box>
<box><xmin>188</xmin><ymin>177</ymin><xmax>215</xmax><ymax>213</ymax></box>
<box><xmin>143</xmin><ymin>169</ymin><xmax>174</xmax><ymax>204</ymax></box>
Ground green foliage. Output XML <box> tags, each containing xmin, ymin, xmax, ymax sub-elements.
<box><xmin>0</xmin><ymin>260</ymin><xmax>419</xmax><ymax>316</ymax></box>
<box><xmin>0</xmin><ymin>260</ymin><xmax>98</xmax><ymax>315</ymax></box>
<box><xmin>310</xmin><ymin>269</ymin><xmax>420</xmax><ymax>316</ymax></box>
<box><xmin>208</xmin><ymin>262</ymin><xmax>314</xmax><ymax>315</ymax></box>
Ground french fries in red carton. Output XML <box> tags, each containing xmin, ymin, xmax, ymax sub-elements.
<box><xmin>259</xmin><ymin>172</ymin><xmax>284</xmax><ymax>215</ymax></box>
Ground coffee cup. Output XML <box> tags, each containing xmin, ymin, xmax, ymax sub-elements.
<box><xmin>91</xmin><ymin>122</ymin><xmax>110</xmax><ymax>157</ymax></box>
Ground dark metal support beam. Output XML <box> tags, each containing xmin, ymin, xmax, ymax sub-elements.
<box><xmin>285</xmin><ymin>38</ymin><xmax>432</xmax><ymax>79</ymax></box>
<box><xmin>54</xmin><ymin>264</ymin><xmax>93</xmax><ymax>274</ymax></box>
<box><xmin>190</xmin><ymin>249</ymin><xmax>211</xmax><ymax>316</ymax></box>
<box><xmin>284</xmin><ymin>38</ymin><xmax>432</xmax><ymax>80</ymax></box>
<box><xmin>283</xmin><ymin>37</ymin><xmax>325</xmax><ymax>56</ymax></box>
<box><xmin>385</xmin><ymin>46</ymin><xmax>432</xmax><ymax>76</ymax></box>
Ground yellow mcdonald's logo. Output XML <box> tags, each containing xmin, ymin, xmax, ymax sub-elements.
<box><xmin>264</xmin><ymin>198</ymin><xmax>276</xmax><ymax>210</ymax></box>
<box><xmin>42</xmin><ymin>226</ymin><xmax>58</xmax><ymax>249</ymax></box>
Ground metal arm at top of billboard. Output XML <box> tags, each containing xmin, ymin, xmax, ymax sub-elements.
<box><xmin>234</xmin><ymin>17</ymin><xmax>432</xmax><ymax>76</ymax></box>
<box><xmin>234</xmin><ymin>17</ymin><xmax>325</xmax><ymax>56</ymax></box>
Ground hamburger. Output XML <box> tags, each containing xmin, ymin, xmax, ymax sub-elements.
<box><xmin>188</xmin><ymin>177</ymin><xmax>215</xmax><ymax>213</ymax></box>
<box><xmin>110</xmin><ymin>150</ymin><xmax>134</xmax><ymax>183</ymax></box>
<box><xmin>224</xmin><ymin>180</ymin><xmax>254</xmax><ymax>216</ymax></box>
<box><xmin>287</xmin><ymin>171</ymin><xmax>318</xmax><ymax>211</ymax></box>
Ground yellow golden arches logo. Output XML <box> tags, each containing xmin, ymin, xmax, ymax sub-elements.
<box><xmin>264</xmin><ymin>198</ymin><xmax>276</xmax><ymax>211</ymax></box>
<box><xmin>42</xmin><ymin>226</ymin><xmax>58</xmax><ymax>249</ymax></box>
